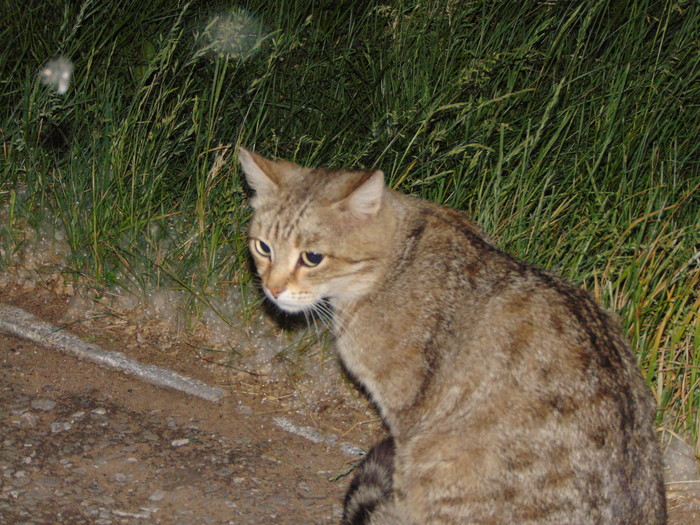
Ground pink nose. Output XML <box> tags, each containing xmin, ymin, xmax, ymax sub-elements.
<box><xmin>267</xmin><ymin>285</ymin><xmax>285</xmax><ymax>298</ymax></box>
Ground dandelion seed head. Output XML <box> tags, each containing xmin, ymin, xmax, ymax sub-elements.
<box><xmin>205</xmin><ymin>8</ymin><xmax>266</xmax><ymax>60</ymax></box>
<box><xmin>40</xmin><ymin>58</ymin><xmax>74</xmax><ymax>95</ymax></box>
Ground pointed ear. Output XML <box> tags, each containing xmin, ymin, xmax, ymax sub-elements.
<box><xmin>341</xmin><ymin>170</ymin><xmax>385</xmax><ymax>220</ymax></box>
<box><xmin>237</xmin><ymin>146</ymin><xmax>280</xmax><ymax>196</ymax></box>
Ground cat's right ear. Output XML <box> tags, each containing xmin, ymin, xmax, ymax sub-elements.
<box><xmin>237</xmin><ymin>146</ymin><xmax>280</xmax><ymax>198</ymax></box>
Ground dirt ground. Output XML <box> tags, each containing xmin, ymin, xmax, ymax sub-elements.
<box><xmin>0</xmin><ymin>282</ymin><xmax>384</xmax><ymax>524</ymax></box>
<box><xmin>1</xmin><ymin>281</ymin><xmax>699</xmax><ymax>524</ymax></box>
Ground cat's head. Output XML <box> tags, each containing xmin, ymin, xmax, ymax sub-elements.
<box><xmin>238</xmin><ymin>147</ymin><xmax>391</xmax><ymax>314</ymax></box>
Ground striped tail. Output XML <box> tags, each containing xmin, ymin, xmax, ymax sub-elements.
<box><xmin>342</xmin><ymin>437</ymin><xmax>395</xmax><ymax>525</ymax></box>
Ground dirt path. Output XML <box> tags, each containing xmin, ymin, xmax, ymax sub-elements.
<box><xmin>0</xmin><ymin>284</ymin><xmax>698</xmax><ymax>524</ymax></box>
<box><xmin>0</xmin><ymin>285</ymin><xmax>383</xmax><ymax>525</ymax></box>
<box><xmin>0</xmin><ymin>332</ymin><xmax>366</xmax><ymax>524</ymax></box>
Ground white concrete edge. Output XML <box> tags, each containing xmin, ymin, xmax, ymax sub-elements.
<box><xmin>273</xmin><ymin>416</ymin><xmax>364</xmax><ymax>457</ymax></box>
<box><xmin>0</xmin><ymin>303</ymin><xmax>226</xmax><ymax>403</ymax></box>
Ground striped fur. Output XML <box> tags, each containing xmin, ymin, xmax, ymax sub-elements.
<box><xmin>342</xmin><ymin>438</ymin><xmax>395</xmax><ymax>525</ymax></box>
<box><xmin>240</xmin><ymin>148</ymin><xmax>667</xmax><ymax>525</ymax></box>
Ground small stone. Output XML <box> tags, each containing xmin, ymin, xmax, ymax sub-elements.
<box><xmin>215</xmin><ymin>466</ymin><xmax>234</xmax><ymax>478</ymax></box>
<box><xmin>338</xmin><ymin>442</ymin><xmax>364</xmax><ymax>457</ymax></box>
<box><xmin>91</xmin><ymin>407</ymin><xmax>107</xmax><ymax>416</ymax></box>
<box><xmin>140</xmin><ymin>430</ymin><xmax>158</xmax><ymax>442</ymax></box>
<box><xmin>12</xmin><ymin>476</ymin><xmax>30</xmax><ymax>488</ymax></box>
<box><xmin>113</xmin><ymin>473</ymin><xmax>130</xmax><ymax>484</ymax></box>
<box><xmin>37</xmin><ymin>477</ymin><xmax>61</xmax><ymax>489</ymax></box>
<box><xmin>171</xmin><ymin>438</ymin><xmax>190</xmax><ymax>448</ymax></box>
<box><xmin>204</xmin><ymin>483</ymin><xmax>222</xmax><ymax>494</ymax></box>
<box><xmin>31</xmin><ymin>399</ymin><xmax>56</xmax><ymax>411</ymax></box>
<box><xmin>148</xmin><ymin>490</ymin><xmax>167</xmax><ymax>502</ymax></box>
<box><xmin>236</xmin><ymin>405</ymin><xmax>253</xmax><ymax>416</ymax></box>
<box><xmin>113</xmin><ymin>509</ymin><xmax>151</xmax><ymax>519</ymax></box>
<box><xmin>50</xmin><ymin>421</ymin><xmax>72</xmax><ymax>433</ymax></box>
<box><xmin>95</xmin><ymin>495</ymin><xmax>115</xmax><ymax>505</ymax></box>
<box><xmin>17</xmin><ymin>412</ymin><xmax>39</xmax><ymax>426</ymax></box>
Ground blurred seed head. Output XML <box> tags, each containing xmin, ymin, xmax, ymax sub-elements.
<box><xmin>205</xmin><ymin>8</ymin><xmax>266</xmax><ymax>60</ymax></box>
<box><xmin>40</xmin><ymin>58</ymin><xmax>74</xmax><ymax>95</ymax></box>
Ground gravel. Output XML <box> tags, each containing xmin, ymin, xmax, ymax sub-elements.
<box><xmin>0</xmin><ymin>338</ymin><xmax>351</xmax><ymax>524</ymax></box>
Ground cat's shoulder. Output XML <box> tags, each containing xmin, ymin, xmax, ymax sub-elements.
<box><xmin>392</xmin><ymin>193</ymin><xmax>490</xmax><ymax>245</ymax></box>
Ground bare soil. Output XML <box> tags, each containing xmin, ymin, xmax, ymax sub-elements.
<box><xmin>0</xmin><ymin>279</ymin><xmax>698</xmax><ymax>524</ymax></box>
<box><xmin>0</xmin><ymin>281</ymin><xmax>382</xmax><ymax>524</ymax></box>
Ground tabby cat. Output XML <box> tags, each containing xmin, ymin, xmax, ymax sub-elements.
<box><xmin>238</xmin><ymin>147</ymin><xmax>666</xmax><ymax>524</ymax></box>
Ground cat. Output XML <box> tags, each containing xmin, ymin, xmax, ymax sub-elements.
<box><xmin>238</xmin><ymin>146</ymin><xmax>667</xmax><ymax>524</ymax></box>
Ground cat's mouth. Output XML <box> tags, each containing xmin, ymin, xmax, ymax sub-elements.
<box><xmin>273</xmin><ymin>298</ymin><xmax>314</xmax><ymax>314</ymax></box>
<box><xmin>264</xmin><ymin>288</ymin><xmax>321</xmax><ymax>314</ymax></box>
<box><xmin>270</xmin><ymin>296</ymin><xmax>335</xmax><ymax>318</ymax></box>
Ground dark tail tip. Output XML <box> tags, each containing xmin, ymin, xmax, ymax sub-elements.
<box><xmin>341</xmin><ymin>437</ymin><xmax>395</xmax><ymax>525</ymax></box>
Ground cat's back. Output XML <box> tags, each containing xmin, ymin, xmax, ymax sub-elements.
<box><xmin>349</xmin><ymin>194</ymin><xmax>666</xmax><ymax>524</ymax></box>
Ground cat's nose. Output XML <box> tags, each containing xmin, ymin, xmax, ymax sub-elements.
<box><xmin>267</xmin><ymin>285</ymin><xmax>285</xmax><ymax>298</ymax></box>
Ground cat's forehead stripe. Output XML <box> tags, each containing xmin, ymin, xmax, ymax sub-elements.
<box><xmin>282</xmin><ymin>197</ymin><xmax>312</xmax><ymax>240</ymax></box>
<box><xmin>260</xmin><ymin>192</ymin><xmax>315</xmax><ymax>244</ymax></box>
<box><xmin>271</xmin><ymin>218</ymin><xmax>281</xmax><ymax>237</ymax></box>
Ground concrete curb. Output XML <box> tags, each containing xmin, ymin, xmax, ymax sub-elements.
<box><xmin>0</xmin><ymin>303</ymin><xmax>226</xmax><ymax>403</ymax></box>
<box><xmin>273</xmin><ymin>416</ymin><xmax>365</xmax><ymax>457</ymax></box>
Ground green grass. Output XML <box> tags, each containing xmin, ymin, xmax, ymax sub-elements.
<box><xmin>1</xmin><ymin>0</ymin><xmax>698</xmax><ymax>444</ymax></box>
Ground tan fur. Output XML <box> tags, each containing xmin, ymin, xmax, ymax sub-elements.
<box><xmin>239</xmin><ymin>147</ymin><xmax>666</xmax><ymax>524</ymax></box>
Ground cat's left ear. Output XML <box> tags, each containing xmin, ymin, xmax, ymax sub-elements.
<box><xmin>340</xmin><ymin>170</ymin><xmax>385</xmax><ymax>221</ymax></box>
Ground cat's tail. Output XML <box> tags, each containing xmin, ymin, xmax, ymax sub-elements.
<box><xmin>342</xmin><ymin>437</ymin><xmax>395</xmax><ymax>525</ymax></box>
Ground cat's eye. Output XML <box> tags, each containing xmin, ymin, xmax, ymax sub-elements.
<box><xmin>253</xmin><ymin>239</ymin><xmax>272</xmax><ymax>258</ymax></box>
<box><xmin>300</xmin><ymin>251</ymin><xmax>324</xmax><ymax>267</ymax></box>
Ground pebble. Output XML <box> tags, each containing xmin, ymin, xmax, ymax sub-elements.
<box><xmin>338</xmin><ymin>442</ymin><xmax>364</xmax><ymax>457</ymax></box>
<box><xmin>237</xmin><ymin>405</ymin><xmax>253</xmax><ymax>416</ymax></box>
<box><xmin>215</xmin><ymin>466</ymin><xmax>234</xmax><ymax>478</ymax></box>
<box><xmin>141</xmin><ymin>430</ymin><xmax>158</xmax><ymax>441</ymax></box>
<box><xmin>50</xmin><ymin>421</ymin><xmax>72</xmax><ymax>433</ymax></box>
<box><xmin>31</xmin><ymin>399</ymin><xmax>56</xmax><ymax>411</ymax></box>
<box><xmin>171</xmin><ymin>438</ymin><xmax>190</xmax><ymax>448</ymax></box>
<box><xmin>112</xmin><ymin>473</ymin><xmax>130</xmax><ymax>484</ymax></box>
<box><xmin>12</xmin><ymin>476</ymin><xmax>31</xmax><ymax>488</ymax></box>
<box><xmin>204</xmin><ymin>483</ymin><xmax>223</xmax><ymax>494</ymax></box>
<box><xmin>113</xmin><ymin>509</ymin><xmax>151</xmax><ymax>519</ymax></box>
<box><xmin>148</xmin><ymin>490</ymin><xmax>167</xmax><ymax>502</ymax></box>
<box><xmin>17</xmin><ymin>412</ymin><xmax>39</xmax><ymax>426</ymax></box>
